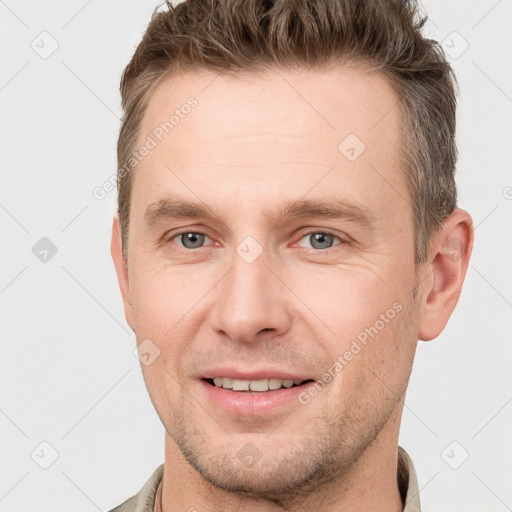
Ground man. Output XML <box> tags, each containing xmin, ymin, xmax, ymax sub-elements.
<box><xmin>109</xmin><ymin>0</ymin><xmax>474</xmax><ymax>510</ymax></box>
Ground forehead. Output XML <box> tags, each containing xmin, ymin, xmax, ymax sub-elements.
<box><xmin>132</xmin><ymin>66</ymin><xmax>408</xmax><ymax>229</ymax></box>
<box><xmin>142</xmin><ymin>65</ymin><xmax>401</xmax><ymax>154</ymax></box>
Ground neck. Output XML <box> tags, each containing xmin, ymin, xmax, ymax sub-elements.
<box><xmin>160</xmin><ymin>408</ymin><xmax>405</xmax><ymax>512</ymax></box>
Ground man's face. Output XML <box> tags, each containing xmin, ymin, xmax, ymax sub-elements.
<box><xmin>119</xmin><ymin>67</ymin><xmax>422</xmax><ymax>497</ymax></box>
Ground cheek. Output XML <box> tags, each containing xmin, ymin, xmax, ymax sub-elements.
<box><xmin>300</xmin><ymin>269</ymin><xmax>413</xmax><ymax>384</ymax></box>
<box><xmin>129</xmin><ymin>260</ymin><xmax>210</xmax><ymax>334</ymax></box>
<box><xmin>138</xmin><ymin>350</ymin><xmax>187</xmax><ymax>426</ymax></box>
<box><xmin>324</xmin><ymin>300</ymin><xmax>416</xmax><ymax>420</ymax></box>
<box><xmin>287</xmin><ymin>264</ymin><xmax>402</xmax><ymax>339</ymax></box>
<box><xmin>129</xmin><ymin>267</ymin><xmax>204</xmax><ymax>392</ymax></box>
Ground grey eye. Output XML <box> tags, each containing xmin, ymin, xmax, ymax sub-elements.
<box><xmin>176</xmin><ymin>232</ymin><xmax>208</xmax><ymax>249</ymax></box>
<box><xmin>297</xmin><ymin>232</ymin><xmax>340</xmax><ymax>250</ymax></box>
<box><xmin>309</xmin><ymin>233</ymin><xmax>335</xmax><ymax>249</ymax></box>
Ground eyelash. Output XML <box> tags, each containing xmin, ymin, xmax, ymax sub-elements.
<box><xmin>166</xmin><ymin>228</ymin><xmax>348</xmax><ymax>251</ymax></box>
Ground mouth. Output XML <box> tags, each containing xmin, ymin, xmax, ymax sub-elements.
<box><xmin>198</xmin><ymin>374</ymin><xmax>316</xmax><ymax>416</ymax></box>
<box><xmin>203</xmin><ymin>377</ymin><xmax>314</xmax><ymax>393</ymax></box>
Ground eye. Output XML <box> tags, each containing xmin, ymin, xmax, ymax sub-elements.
<box><xmin>170</xmin><ymin>231</ymin><xmax>213</xmax><ymax>249</ymax></box>
<box><xmin>167</xmin><ymin>229</ymin><xmax>346</xmax><ymax>252</ymax></box>
<box><xmin>295</xmin><ymin>230</ymin><xmax>346</xmax><ymax>250</ymax></box>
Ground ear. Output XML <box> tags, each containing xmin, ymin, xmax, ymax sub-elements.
<box><xmin>111</xmin><ymin>213</ymin><xmax>135</xmax><ymax>332</ymax></box>
<box><xmin>418</xmin><ymin>208</ymin><xmax>474</xmax><ymax>341</ymax></box>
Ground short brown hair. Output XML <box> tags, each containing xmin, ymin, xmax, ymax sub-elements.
<box><xmin>117</xmin><ymin>0</ymin><xmax>458</xmax><ymax>264</ymax></box>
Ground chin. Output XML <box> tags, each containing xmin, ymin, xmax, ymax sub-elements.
<box><xmin>173</xmin><ymin>427</ymin><xmax>356</xmax><ymax>501</ymax></box>
<box><xmin>188</xmin><ymin>448</ymin><xmax>334</xmax><ymax>500</ymax></box>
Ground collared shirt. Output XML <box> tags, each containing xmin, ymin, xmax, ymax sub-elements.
<box><xmin>108</xmin><ymin>445</ymin><xmax>421</xmax><ymax>512</ymax></box>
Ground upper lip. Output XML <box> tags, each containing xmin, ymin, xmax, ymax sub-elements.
<box><xmin>198</xmin><ymin>368</ymin><xmax>313</xmax><ymax>382</ymax></box>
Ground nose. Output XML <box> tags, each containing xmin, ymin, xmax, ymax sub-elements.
<box><xmin>208</xmin><ymin>248</ymin><xmax>293</xmax><ymax>344</ymax></box>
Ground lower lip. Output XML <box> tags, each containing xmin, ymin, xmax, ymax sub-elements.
<box><xmin>199</xmin><ymin>380</ymin><xmax>312</xmax><ymax>415</ymax></box>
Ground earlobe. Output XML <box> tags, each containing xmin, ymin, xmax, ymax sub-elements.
<box><xmin>111</xmin><ymin>213</ymin><xmax>135</xmax><ymax>331</ymax></box>
<box><xmin>418</xmin><ymin>209</ymin><xmax>474</xmax><ymax>341</ymax></box>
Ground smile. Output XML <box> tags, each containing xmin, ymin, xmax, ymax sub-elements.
<box><xmin>199</xmin><ymin>375</ymin><xmax>316</xmax><ymax>415</ymax></box>
<box><xmin>207</xmin><ymin>377</ymin><xmax>310</xmax><ymax>392</ymax></box>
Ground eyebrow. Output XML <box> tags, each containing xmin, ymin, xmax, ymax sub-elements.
<box><xmin>144</xmin><ymin>196</ymin><xmax>378</xmax><ymax>230</ymax></box>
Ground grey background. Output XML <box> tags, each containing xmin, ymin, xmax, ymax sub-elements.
<box><xmin>1</xmin><ymin>1</ymin><xmax>511</xmax><ymax>510</ymax></box>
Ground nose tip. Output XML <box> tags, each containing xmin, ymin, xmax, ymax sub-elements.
<box><xmin>208</xmin><ymin>257</ymin><xmax>293</xmax><ymax>344</ymax></box>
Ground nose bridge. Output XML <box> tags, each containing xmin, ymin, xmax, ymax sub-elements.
<box><xmin>208</xmin><ymin>243</ymin><xmax>292</xmax><ymax>343</ymax></box>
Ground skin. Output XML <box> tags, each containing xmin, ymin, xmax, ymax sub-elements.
<box><xmin>111</xmin><ymin>66</ymin><xmax>474</xmax><ymax>511</ymax></box>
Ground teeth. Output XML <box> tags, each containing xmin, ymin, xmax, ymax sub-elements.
<box><xmin>249</xmin><ymin>379</ymin><xmax>268</xmax><ymax>391</ymax></box>
<box><xmin>222</xmin><ymin>377</ymin><xmax>233</xmax><ymax>388</ymax></box>
<box><xmin>212</xmin><ymin>377</ymin><xmax>304</xmax><ymax>391</ymax></box>
<box><xmin>268</xmin><ymin>378</ymin><xmax>282</xmax><ymax>390</ymax></box>
<box><xmin>232</xmin><ymin>379</ymin><xmax>250</xmax><ymax>391</ymax></box>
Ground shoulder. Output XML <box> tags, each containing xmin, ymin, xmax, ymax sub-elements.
<box><xmin>107</xmin><ymin>464</ymin><xmax>164</xmax><ymax>512</ymax></box>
